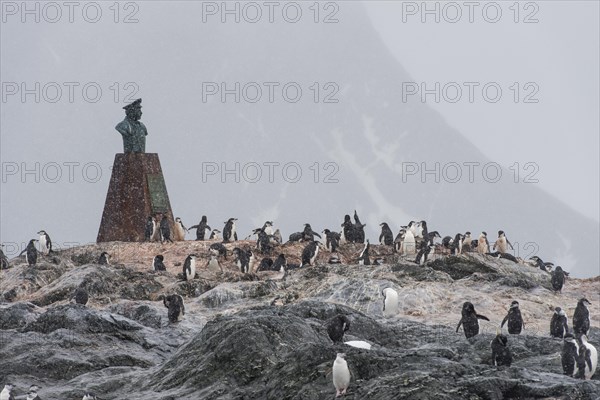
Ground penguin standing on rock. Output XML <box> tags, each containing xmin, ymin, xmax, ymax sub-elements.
<box><xmin>183</xmin><ymin>254</ymin><xmax>197</xmax><ymax>281</ymax></box>
<box><xmin>71</xmin><ymin>287</ymin><xmax>89</xmax><ymax>305</ymax></box>
<box><xmin>551</xmin><ymin>266</ymin><xmax>565</xmax><ymax>292</ymax></box>
<box><xmin>477</xmin><ymin>232</ymin><xmax>489</xmax><ymax>254</ymax></box>
<box><xmin>223</xmin><ymin>218</ymin><xmax>238</xmax><ymax>242</ymax></box>
<box><xmin>576</xmin><ymin>334</ymin><xmax>597</xmax><ymax>380</ymax></box>
<box><xmin>272</xmin><ymin>229</ymin><xmax>283</xmax><ymax>244</ymax></box>
<box><xmin>209</xmin><ymin>243</ymin><xmax>228</xmax><ymax>259</ymax></box>
<box><xmin>271</xmin><ymin>254</ymin><xmax>287</xmax><ymax>271</ymax></box>
<box><xmin>379</xmin><ymin>223</ymin><xmax>393</xmax><ymax>245</ymax></box>
<box><xmin>1</xmin><ymin>383</ymin><xmax>15</xmax><ymax>400</ymax></box>
<box><xmin>302</xmin><ymin>224</ymin><xmax>321</xmax><ymax>242</ymax></box>
<box><xmin>332</xmin><ymin>353</ymin><xmax>351</xmax><ymax>398</ymax></box>
<box><xmin>493</xmin><ymin>230</ymin><xmax>514</xmax><ymax>253</ymax></box>
<box><xmin>456</xmin><ymin>302</ymin><xmax>490</xmax><ymax>338</ymax></box>
<box><xmin>145</xmin><ymin>215</ymin><xmax>157</xmax><ymax>241</ymax></box>
<box><xmin>160</xmin><ymin>215</ymin><xmax>173</xmax><ymax>243</ymax></box>
<box><xmin>98</xmin><ymin>252</ymin><xmax>110</xmax><ymax>265</ymax></box>
<box><xmin>19</xmin><ymin>239</ymin><xmax>39</xmax><ymax>266</ymax></box>
<box><xmin>301</xmin><ymin>241</ymin><xmax>319</xmax><ymax>267</ymax></box>
<box><xmin>26</xmin><ymin>385</ymin><xmax>41</xmax><ymax>400</ymax></box>
<box><xmin>327</xmin><ymin>315</ymin><xmax>350</xmax><ymax>343</ymax></box>
<box><xmin>233</xmin><ymin>248</ymin><xmax>250</xmax><ymax>273</ymax></box>
<box><xmin>322</xmin><ymin>229</ymin><xmax>341</xmax><ymax>252</ymax></box>
<box><xmin>402</xmin><ymin>229</ymin><xmax>416</xmax><ymax>255</ymax></box>
<box><xmin>501</xmin><ymin>301</ymin><xmax>524</xmax><ymax>334</ymax></box>
<box><xmin>209</xmin><ymin>229</ymin><xmax>221</xmax><ymax>240</ymax></box>
<box><xmin>353</xmin><ymin>210</ymin><xmax>366</xmax><ymax>243</ymax></box>
<box><xmin>205</xmin><ymin>254</ymin><xmax>223</xmax><ymax>274</ymax></box>
<box><xmin>357</xmin><ymin>240</ymin><xmax>370</xmax><ymax>265</ymax></box>
<box><xmin>462</xmin><ymin>232</ymin><xmax>472</xmax><ymax>250</ymax></box>
<box><xmin>562</xmin><ymin>333</ymin><xmax>580</xmax><ymax>376</ymax></box>
<box><xmin>37</xmin><ymin>230</ymin><xmax>53</xmax><ymax>254</ymax></box>
<box><xmin>550</xmin><ymin>307</ymin><xmax>569</xmax><ymax>338</ymax></box>
<box><xmin>160</xmin><ymin>294</ymin><xmax>185</xmax><ymax>323</ymax></box>
<box><xmin>341</xmin><ymin>215</ymin><xmax>355</xmax><ymax>244</ymax></box>
<box><xmin>415</xmin><ymin>240</ymin><xmax>432</xmax><ymax>265</ymax></box>
<box><xmin>573</xmin><ymin>298</ymin><xmax>591</xmax><ymax>335</ymax></box>
<box><xmin>153</xmin><ymin>255</ymin><xmax>166</xmax><ymax>272</ymax></box>
<box><xmin>382</xmin><ymin>288</ymin><xmax>399</xmax><ymax>317</ymax></box>
<box><xmin>491</xmin><ymin>331</ymin><xmax>512</xmax><ymax>366</ymax></box>
<box><xmin>173</xmin><ymin>217</ymin><xmax>188</xmax><ymax>241</ymax></box>
<box><xmin>189</xmin><ymin>215</ymin><xmax>210</xmax><ymax>241</ymax></box>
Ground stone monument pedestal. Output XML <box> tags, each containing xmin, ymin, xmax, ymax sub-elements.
<box><xmin>97</xmin><ymin>153</ymin><xmax>174</xmax><ymax>242</ymax></box>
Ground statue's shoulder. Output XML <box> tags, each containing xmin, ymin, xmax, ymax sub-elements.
<box><xmin>115</xmin><ymin>118</ymin><xmax>131</xmax><ymax>132</ymax></box>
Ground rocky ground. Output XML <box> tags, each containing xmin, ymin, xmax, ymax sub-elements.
<box><xmin>1</xmin><ymin>240</ymin><xmax>599</xmax><ymax>399</ymax></box>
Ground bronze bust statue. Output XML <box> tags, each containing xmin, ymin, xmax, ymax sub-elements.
<box><xmin>116</xmin><ymin>98</ymin><xmax>147</xmax><ymax>153</ymax></box>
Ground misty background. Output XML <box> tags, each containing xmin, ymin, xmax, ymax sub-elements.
<box><xmin>1</xmin><ymin>1</ymin><xmax>598</xmax><ymax>277</ymax></box>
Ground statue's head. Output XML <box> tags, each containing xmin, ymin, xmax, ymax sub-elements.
<box><xmin>123</xmin><ymin>98</ymin><xmax>142</xmax><ymax>121</ymax></box>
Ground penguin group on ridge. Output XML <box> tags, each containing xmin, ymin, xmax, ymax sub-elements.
<box><xmin>3</xmin><ymin>214</ymin><xmax>595</xmax><ymax>398</ymax></box>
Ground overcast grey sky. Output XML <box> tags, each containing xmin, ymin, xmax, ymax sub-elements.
<box><xmin>1</xmin><ymin>1</ymin><xmax>598</xmax><ymax>277</ymax></box>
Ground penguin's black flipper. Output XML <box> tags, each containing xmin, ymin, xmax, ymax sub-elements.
<box><xmin>456</xmin><ymin>319</ymin><xmax>463</xmax><ymax>333</ymax></box>
<box><xmin>476</xmin><ymin>314</ymin><xmax>490</xmax><ymax>321</ymax></box>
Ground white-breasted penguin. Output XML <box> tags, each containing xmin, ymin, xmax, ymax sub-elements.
<box><xmin>573</xmin><ymin>298</ymin><xmax>591</xmax><ymax>335</ymax></box>
<box><xmin>382</xmin><ymin>287</ymin><xmax>398</xmax><ymax>318</ymax></box>
<box><xmin>19</xmin><ymin>239</ymin><xmax>39</xmax><ymax>266</ymax></box>
<box><xmin>500</xmin><ymin>300</ymin><xmax>524</xmax><ymax>334</ymax></box>
<box><xmin>205</xmin><ymin>253</ymin><xmax>223</xmax><ymax>274</ymax></box>
<box><xmin>183</xmin><ymin>254</ymin><xmax>197</xmax><ymax>281</ymax></box>
<box><xmin>357</xmin><ymin>240</ymin><xmax>370</xmax><ymax>265</ymax></box>
<box><xmin>173</xmin><ymin>217</ymin><xmax>187</xmax><ymax>241</ymax></box>
<box><xmin>1</xmin><ymin>383</ymin><xmax>15</xmax><ymax>400</ymax></box>
<box><xmin>550</xmin><ymin>307</ymin><xmax>569</xmax><ymax>338</ymax></box>
<box><xmin>493</xmin><ymin>230</ymin><xmax>514</xmax><ymax>254</ymax></box>
<box><xmin>26</xmin><ymin>385</ymin><xmax>41</xmax><ymax>400</ymax></box>
<box><xmin>98</xmin><ymin>252</ymin><xmax>110</xmax><ymax>265</ymax></box>
<box><xmin>209</xmin><ymin>242</ymin><xmax>228</xmax><ymax>259</ymax></box>
<box><xmin>209</xmin><ymin>229</ymin><xmax>221</xmax><ymax>240</ymax></box>
<box><xmin>379</xmin><ymin>223</ymin><xmax>394</xmax><ymax>246</ymax></box>
<box><xmin>145</xmin><ymin>215</ymin><xmax>157</xmax><ymax>241</ymax></box>
<box><xmin>301</xmin><ymin>241</ymin><xmax>319</xmax><ymax>267</ymax></box>
<box><xmin>328</xmin><ymin>253</ymin><xmax>341</xmax><ymax>264</ymax></box>
<box><xmin>332</xmin><ymin>353</ymin><xmax>351</xmax><ymax>398</ymax></box>
<box><xmin>272</xmin><ymin>229</ymin><xmax>282</xmax><ymax>244</ymax></box>
<box><xmin>462</xmin><ymin>232</ymin><xmax>472</xmax><ymax>250</ymax></box>
<box><xmin>393</xmin><ymin>228</ymin><xmax>406</xmax><ymax>253</ymax></box>
<box><xmin>153</xmin><ymin>255</ymin><xmax>166</xmax><ymax>272</ymax></box>
<box><xmin>37</xmin><ymin>230</ymin><xmax>52</xmax><ymax>254</ymax></box>
<box><xmin>477</xmin><ymin>232</ymin><xmax>489</xmax><ymax>254</ymax></box>
<box><xmin>562</xmin><ymin>333</ymin><xmax>580</xmax><ymax>376</ymax></box>
<box><xmin>322</xmin><ymin>229</ymin><xmax>341</xmax><ymax>252</ymax></box>
<box><xmin>223</xmin><ymin>218</ymin><xmax>238</xmax><ymax>242</ymax></box>
<box><xmin>233</xmin><ymin>247</ymin><xmax>250</xmax><ymax>273</ymax></box>
<box><xmin>576</xmin><ymin>334</ymin><xmax>597</xmax><ymax>380</ymax></box>
<box><xmin>402</xmin><ymin>229</ymin><xmax>416</xmax><ymax>255</ymax></box>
